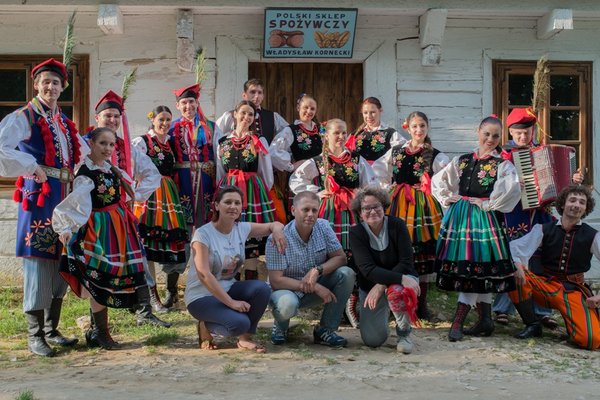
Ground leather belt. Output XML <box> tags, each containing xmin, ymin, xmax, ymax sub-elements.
<box><xmin>39</xmin><ymin>166</ymin><xmax>73</xmax><ymax>183</ymax></box>
<box><xmin>174</xmin><ymin>161</ymin><xmax>191</xmax><ymax>169</ymax></box>
<box><xmin>551</xmin><ymin>272</ymin><xmax>585</xmax><ymax>285</ymax></box>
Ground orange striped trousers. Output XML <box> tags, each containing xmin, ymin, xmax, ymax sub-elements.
<box><xmin>508</xmin><ymin>270</ymin><xmax>600</xmax><ymax>350</ymax></box>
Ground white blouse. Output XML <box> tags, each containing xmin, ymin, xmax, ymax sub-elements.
<box><xmin>372</xmin><ymin>142</ymin><xmax>450</xmax><ymax>190</ymax></box>
<box><xmin>52</xmin><ymin>157</ymin><xmax>154</xmax><ymax>235</ymax></box>
<box><xmin>289</xmin><ymin>150</ymin><xmax>379</xmax><ymax>194</ymax></box>
<box><xmin>431</xmin><ymin>149</ymin><xmax>521</xmax><ymax>213</ymax></box>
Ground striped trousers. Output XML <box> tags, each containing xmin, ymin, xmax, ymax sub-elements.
<box><xmin>23</xmin><ymin>258</ymin><xmax>68</xmax><ymax>312</ymax></box>
<box><xmin>508</xmin><ymin>269</ymin><xmax>600</xmax><ymax>350</ymax></box>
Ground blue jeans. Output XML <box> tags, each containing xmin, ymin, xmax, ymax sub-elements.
<box><xmin>187</xmin><ymin>280</ymin><xmax>271</xmax><ymax>337</ymax></box>
<box><xmin>270</xmin><ymin>266</ymin><xmax>355</xmax><ymax>331</ymax></box>
<box><xmin>358</xmin><ymin>288</ymin><xmax>411</xmax><ymax>348</ymax></box>
<box><xmin>493</xmin><ymin>292</ymin><xmax>552</xmax><ymax>317</ymax></box>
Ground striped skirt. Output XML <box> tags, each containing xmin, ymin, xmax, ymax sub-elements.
<box><xmin>434</xmin><ymin>199</ymin><xmax>516</xmax><ymax>293</ymax></box>
<box><xmin>218</xmin><ymin>171</ymin><xmax>275</xmax><ymax>223</ymax></box>
<box><xmin>61</xmin><ymin>203</ymin><xmax>147</xmax><ymax>308</ymax></box>
<box><xmin>134</xmin><ymin>176</ymin><xmax>188</xmax><ymax>264</ymax></box>
<box><xmin>319</xmin><ymin>191</ymin><xmax>357</xmax><ymax>251</ymax></box>
<box><xmin>389</xmin><ymin>184</ymin><xmax>443</xmax><ymax>276</ymax></box>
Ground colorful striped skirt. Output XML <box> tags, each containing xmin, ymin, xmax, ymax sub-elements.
<box><xmin>218</xmin><ymin>170</ymin><xmax>275</xmax><ymax>223</ymax></box>
<box><xmin>319</xmin><ymin>188</ymin><xmax>357</xmax><ymax>251</ymax></box>
<box><xmin>134</xmin><ymin>176</ymin><xmax>188</xmax><ymax>264</ymax></box>
<box><xmin>434</xmin><ymin>199</ymin><xmax>516</xmax><ymax>293</ymax></box>
<box><xmin>389</xmin><ymin>184</ymin><xmax>443</xmax><ymax>276</ymax></box>
<box><xmin>61</xmin><ymin>203</ymin><xmax>146</xmax><ymax>308</ymax></box>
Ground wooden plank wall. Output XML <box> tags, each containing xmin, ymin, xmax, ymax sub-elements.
<box><xmin>248</xmin><ymin>63</ymin><xmax>363</xmax><ymax>132</ymax></box>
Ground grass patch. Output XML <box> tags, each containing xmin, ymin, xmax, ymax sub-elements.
<box><xmin>15</xmin><ymin>390</ymin><xmax>35</xmax><ymax>400</ymax></box>
<box><xmin>222</xmin><ymin>363</ymin><xmax>238</xmax><ymax>374</ymax></box>
<box><xmin>324</xmin><ymin>356</ymin><xmax>339</xmax><ymax>365</ymax></box>
<box><xmin>144</xmin><ymin>331</ymin><xmax>179</xmax><ymax>346</ymax></box>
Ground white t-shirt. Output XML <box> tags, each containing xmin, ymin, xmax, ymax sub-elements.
<box><xmin>184</xmin><ymin>221</ymin><xmax>252</xmax><ymax>305</ymax></box>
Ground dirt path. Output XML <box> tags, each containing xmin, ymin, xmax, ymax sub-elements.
<box><xmin>1</xmin><ymin>323</ymin><xmax>599</xmax><ymax>400</ymax></box>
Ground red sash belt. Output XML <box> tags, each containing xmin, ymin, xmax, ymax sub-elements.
<box><xmin>392</xmin><ymin>183</ymin><xmax>416</xmax><ymax>205</ymax></box>
<box><xmin>327</xmin><ymin>176</ymin><xmax>353</xmax><ymax>211</ymax></box>
<box><xmin>227</xmin><ymin>169</ymin><xmax>257</xmax><ymax>208</ymax></box>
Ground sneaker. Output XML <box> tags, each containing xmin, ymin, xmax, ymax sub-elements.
<box><xmin>396</xmin><ymin>336</ymin><xmax>413</xmax><ymax>354</ymax></box>
<box><xmin>271</xmin><ymin>325</ymin><xmax>287</xmax><ymax>345</ymax></box>
<box><xmin>313</xmin><ymin>326</ymin><xmax>347</xmax><ymax>348</ymax></box>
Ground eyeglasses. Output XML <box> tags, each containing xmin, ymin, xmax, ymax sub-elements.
<box><xmin>361</xmin><ymin>204</ymin><xmax>383</xmax><ymax>213</ymax></box>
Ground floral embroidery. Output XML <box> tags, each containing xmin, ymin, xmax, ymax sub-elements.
<box><xmin>392</xmin><ymin>152</ymin><xmax>405</xmax><ymax>175</ymax></box>
<box><xmin>356</xmin><ymin>131</ymin><xmax>387</xmax><ymax>154</ymax></box>
<box><xmin>477</xmin><ymin>159</ymin><xmax>499</xmax><ymax>187</ymax></box>
<box><xmin>94</xmin><ymin>174</ymin><xmax>118</xmax><ymax>205</ymax></box>
<box><xmin>295</xmin><ymin>129</ymin><xmax>317</xmax><ymax>151</ymax></box>
<box><xmin>219</xmin><ymin>138</ymin><xmax>257</xmax><ymax>168</ymax></box>
<box><xmin>23</xmin><ymin>218</ymin><xmax>57</xmax><ymax>253</ymax></box>
<box><xmin>412</xmin><ymin>155</ymin><xmax>425</xmax><ymax>178</ymax></box>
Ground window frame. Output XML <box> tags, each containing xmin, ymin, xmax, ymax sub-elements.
<box><xmin>492</xmin><ymin>60</ymin><xmax>593</xmax><ymax>182</ymax></box>
<box><xmin>0</xmin><ymin>54</ymin><xmax>89</xmax><ymax>192</ymax></box>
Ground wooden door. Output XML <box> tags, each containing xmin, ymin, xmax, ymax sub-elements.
<box><xmin>248</xmin><ymin>62</ymin><xmax>363</xmax><ymax>132</ymax></box>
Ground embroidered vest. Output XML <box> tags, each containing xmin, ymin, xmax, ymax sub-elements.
<box><xmin>391</xmin><ymin>145</ymin><xmax>440</xmax><ymax>185</ymax></box>
<box><xmin>77</xmin><ymin>164</ymin><xmax>122</xmax><ymax>209</ymax></box>
<box><xmin>290</xmin><ymin>124</ymin><xmax>322</xmax><ymax>162</ymax></box>
<box><xmin>354</xmin><ymin>127</ymin><xmax>396</xmax><ymax>161</ymax></box>
<box><xmin>457</xmin><ymin>153</ymin><xmax>505</xmax><ymax>198</ymax></box>
<box><xmin>540</xmin><ymin>221</ymin><xmax>597</xmax><ymax>276</ymax></box>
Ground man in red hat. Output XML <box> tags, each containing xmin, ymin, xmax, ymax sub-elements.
<box><xmin>0</xmin><ymin>58</ymin><xmax>88</xmax><ymax>356</ymax></box>
<box><xmin>163</xmin><ymin>83</ymin><xmax>220</xmax><ymax>309</ymax></box>
<box><xmin>89</xmin><ymin>90</ymin><xmax>170</xmax><ymax>330</ymax></box>
<box><xmin>485</xmin><ymin>108</ymin><xmax>584</xmax><ymax>340</ymax></box>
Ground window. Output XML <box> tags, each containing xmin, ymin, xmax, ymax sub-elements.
<box><xmin>0</xmin><ymin>55</ymin><xmax>89</xmax><ymax>191</ymax></box>
<box><xmin>493</xmin><ymin>60</ymin><xmax>592</xmax><ymax>182</ymax></box>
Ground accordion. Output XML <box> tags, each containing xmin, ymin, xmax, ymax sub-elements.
<box><xmin>511</xmin><ymin>144</ymin><xmax>576</xmax><ymax>210</ymax></box>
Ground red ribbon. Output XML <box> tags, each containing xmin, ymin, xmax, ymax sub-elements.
<box><xmin>251</xmin><ymin>134</ymin><xmax>268</xmax><ymax>155</ymax></box>
<box><xmin>327</xmin><ymin>176</ymin><xmax>354</xmax><ymax>211</ymax></box>
<box><xmin>345</xmin><ymin>134</ymin><xmax>356</xmax><ymax>151</ymax></box>
<box><xmin>420</xmin><ymin>171</ymin><xmax>432</xmax><ymax>195</ymax></box>
<box><xmin>227</xmin><ymin>169</ymin><xmax>257</xmax><ymax>208</ymax></box>
<box><xmin>391</xmin><ymin>183</ymin><xmax>416</xmax><ymax>205</ymax></box>
<box><xmin>120</xmin><ymin>110</ymin><xmax>133</xmax><ymax>177</ymax></box>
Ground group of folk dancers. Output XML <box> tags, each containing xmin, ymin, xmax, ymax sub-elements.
<box><xmin>0</xmin><ymin>57</ymin><xmax>599</xmax><ymax>358</ymax></box>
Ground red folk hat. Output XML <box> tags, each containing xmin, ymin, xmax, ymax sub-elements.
<box><xmin>173</xmin><ymin>83</ymin><xmax>200</xmax><ymax>101</ymax></box>
<box><xmin>31</xmin><ymin>58</ymin><xmax>69</xmax><ymax>85</ymax></box>
<box><xmin>507</xmin><ymin>108</ymin><xmax>537</xmax><ymax>129</ymax></box>
<box><xmin>95</xmin><ymin>90</ymin><xmax>124</xmax><ymax>114</ymax></box>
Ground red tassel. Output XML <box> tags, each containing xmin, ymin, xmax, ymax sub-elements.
<box><xmin>36</xmin><ymin>182</ymin><xmax>51</xmax><ymax>207</ymax></box>
<box><xmin>22</xmin><ymin>196</ymin><xmax>30</xmax><ymax>211</ymax></box>
<box><xmin>13</xmin><ymin>176</ymin><xmax>24</xmax><ymax>203</ymax></box>
<box><xmin>36</xmin><ymin>193</ymin><xmax>45</xmax><ymax>207</ymax></box>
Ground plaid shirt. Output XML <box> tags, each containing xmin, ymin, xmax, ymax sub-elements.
<box><xmin>266</xmin><ymin>218</ymin><xmax>342</xmax><ymax>280</ymax></box>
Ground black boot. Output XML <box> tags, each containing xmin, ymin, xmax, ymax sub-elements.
<box><xmin>513</xmin><ymin>298</ymin><xmax>542</xmax><ymax>339</ymax></box>
<box><xmin>464</xmin><ymin>302</ymin><xmax>494</xmax><ymax>336</ymax></box>
<box><xmin>417</xmin><ymin>282</ymin><xmax>433</xmax><ymax>321</ymax></box>
<box><xmin>163</xmin><ymin>272</ymin><xmax>180</xmax><ymax>309</ymax></box>
<box><xmin>44</xmin><ymin>298</ymin><xmax>79</xmax><ymax>347</ymax></box>
<box><xmin>448</xmin><ymin>302</ymin><xmax>470</xmax><ymax>342</ymax></box>
<box><xmin>149</xmin><ymin>285</ymin><xmax>169</xmax><ymax>314</ymax></box>
<box><xmin>86</xmin><ymin>308</ymin><xmax>121</xmax><ymax>350</ymax></box>
<box><xmin>26</xmin><ymin>310</ymin><xmax>55</xmax><ymax>357</ymax></box>
<box><xmin>135</xmin><ymin>286</ymin><xmax>171</xmax><ymax>328</ymax></box>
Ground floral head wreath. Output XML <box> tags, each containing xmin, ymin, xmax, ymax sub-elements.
<box><xmin>147</xmin><ymin>111</ymin><xmax>155</xmax><ymax>121</ymax></box>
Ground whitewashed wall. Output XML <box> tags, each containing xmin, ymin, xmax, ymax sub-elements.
<box><xmin>1</xmin><ymin>8</ymin><xmax>600</xmax><ymax>278</ymax></box>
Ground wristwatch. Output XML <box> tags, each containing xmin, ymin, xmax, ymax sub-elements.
<box><xmin>315</xmin><ymin>265</ymin><xmax>324</xmax><ymax>276</ymax></box>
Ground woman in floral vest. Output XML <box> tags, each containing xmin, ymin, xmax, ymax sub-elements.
<box><xmin>373</xmin><ymin>111</ymin><xmax>449</xmax><ymax>321</ymax></box>
<box><xmin>431</xmin><ymin>116</ymin><xmax>521</xmax><ymax>342</ymax></box>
